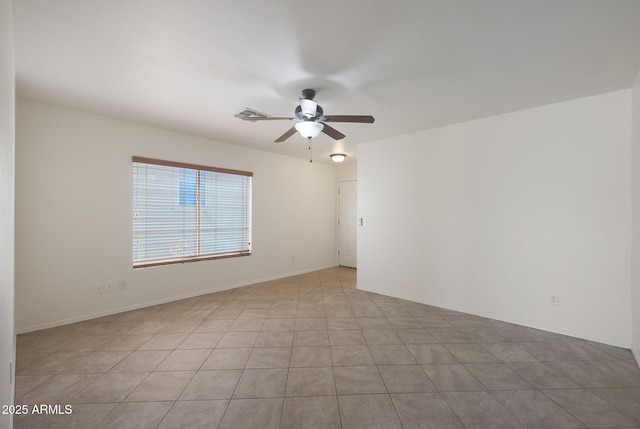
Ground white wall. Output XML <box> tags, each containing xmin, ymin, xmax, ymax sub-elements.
<box><xmin>337</xmin><ymin>162</ymin><xmax>357</xmax><ymax>182</ymax></box>
<box><xmin>358</xmin><ymin>90</ymin><xmax>632</xmax><ymax>347</ymax></box>
<box><xmin>632</xmin><ymin>70</ymin><xmax>640</xmax><ymax>362</ymax></box>
<box><xmin>0</xmin><ymin>0</ymin><xmax>15</xmax><ymax>426</ymax></box>
<box><xmin>15</xmin><ymin>100</ymin><xmax>338</xmax><ymax>333</ymax></box>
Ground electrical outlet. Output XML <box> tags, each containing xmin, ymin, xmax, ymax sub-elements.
<box><xmin>550</xmin><ymin>295</ymin><xmax>559</xmax><ymax>306</ymax></box>
<box><xmin>105</xmin><ymin>282</ymin><xmax>114</xmax><ymax>293</ymax></box>
<box><xmin>95</xmin><ymin>285</ymin><xmax>103</xmax><ymax>295</ymax></box>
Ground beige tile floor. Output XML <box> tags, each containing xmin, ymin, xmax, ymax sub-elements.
<box><xmin>13</xmin><ymin>267</ymin><xmax>640</xmax><ymax>429</ymax></box>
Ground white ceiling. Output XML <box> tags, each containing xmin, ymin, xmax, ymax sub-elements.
<box><xmin>13</xmin><ymin>0</ymin><xmax>640</xmax><ymax>164</ymax></box>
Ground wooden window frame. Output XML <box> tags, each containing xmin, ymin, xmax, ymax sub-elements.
<box><xmin>132</xmin><ymin>156</ymin><xmax>253</xmax><ymax>269</ymax></box>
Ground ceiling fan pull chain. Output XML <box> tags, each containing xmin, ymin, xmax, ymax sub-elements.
<box><xmin>308</xmin><ymin>137</ymin><xmax>313</xmax><ymax>163</ymax></box>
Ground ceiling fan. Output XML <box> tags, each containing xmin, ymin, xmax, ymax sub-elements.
<box><xmin>238</xmin><ymin>89</ymin><xmax>375</xmax><ymax>143</ymax></box>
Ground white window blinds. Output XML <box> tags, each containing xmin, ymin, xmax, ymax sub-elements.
<box><xmin>132</xmin><ymin>157</ymin><xmax>252</xmax><ymax>268</ymax></box>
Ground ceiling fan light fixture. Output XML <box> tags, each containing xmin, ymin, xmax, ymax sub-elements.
<box><xmin>295</xmin><ymin>121</ymin><xmax>324</xmax><ymax>139</ymax></box>
<box><xmin>330</xmin><ymin>153</ymin><xmax>347</xmax><ymax>163</ymax></box>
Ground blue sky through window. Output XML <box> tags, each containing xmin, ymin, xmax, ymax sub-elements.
<box><xmin>179</xmin><ymin>169</ymin><xmax>207</xmax><ymax>206</ymax></box>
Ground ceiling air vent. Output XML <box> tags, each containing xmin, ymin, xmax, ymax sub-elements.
<box><xmin>234</xmin><ymin>108</ymin><xmax>270</xmax><ymax>122</ymax></box>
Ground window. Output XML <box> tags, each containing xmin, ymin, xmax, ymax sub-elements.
<box><xmin>132</xmin><ymin>157</ymin><xmax>252</xmax><ymax>268</ymax></box>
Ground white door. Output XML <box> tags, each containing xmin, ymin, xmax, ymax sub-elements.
<box><xmin>339</xmin><ymin>180</ymin><xmax>357</xmax><ymax>268</ymax></box>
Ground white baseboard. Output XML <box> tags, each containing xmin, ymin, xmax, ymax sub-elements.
<box><xmin>356</xmin><ymin>283</ymin><xmax>631</xmax><ymax>350</ymax></box>
<box><xmin>17</xmin><ymin>265</ymin><xmax>336</xmax><ymax>335</ymax></box>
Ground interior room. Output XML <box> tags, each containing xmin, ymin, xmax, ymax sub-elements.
<box><xmin>2</xmin><ymin>1</ymin><xmax>640</xmax><ymax>428</ymax></box>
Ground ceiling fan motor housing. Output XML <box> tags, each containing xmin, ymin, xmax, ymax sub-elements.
<box><xmin>295</xmin><ymin>104</ymin><xmax>323</xmax><ymax>120</ymax></box>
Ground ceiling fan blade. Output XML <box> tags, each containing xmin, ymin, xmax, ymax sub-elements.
<box><xmin>322</xmin><ymin>115</ymin><xmax>375</xmax><ymax>123</ymax></box>
<box><xmin>242</xmin><ymin>116</ymin><xmax>295</xmax><ymax>122</ymax></box>
<box><xmin>275</xmin><ymin>127</ymin><xmax>297</xmax><ymax>142</ymax></box>
<box><xmin>321</xmin><ymin>123</ymin><xmax>346</xmax><ymax>140</ymax></box>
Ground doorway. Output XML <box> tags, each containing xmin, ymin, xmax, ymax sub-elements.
<box><xmin>338</xmin><ymin>180</ymin><xmax>357</xmax><ymax>268</ymax></box>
